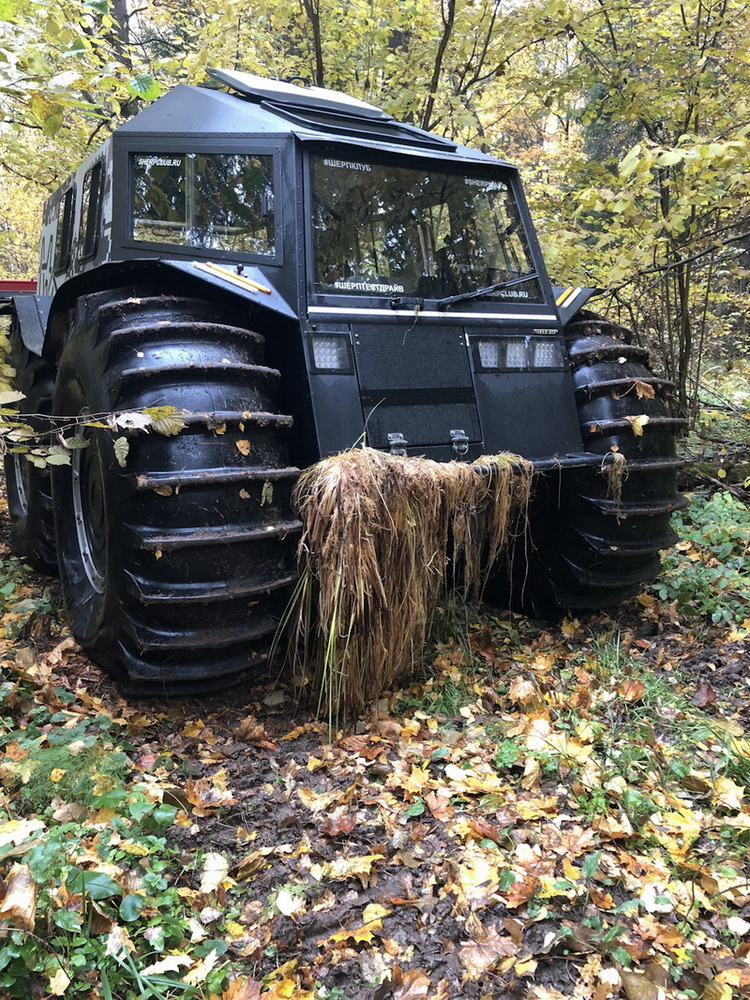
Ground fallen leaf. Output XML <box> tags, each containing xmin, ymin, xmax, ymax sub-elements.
<box><xmin>105</xmin><ymin>924</ymin><xmax>135</xmax><ymax>959</ymax></box>
<box><xmin>633</xmin><ymin>380</ymin><xmax>656</xmax><ymax>399</ymax></box>
<box><xmin>199</xmin><ymin>852</ymin><xmax>230</xmax><ymax>894</ymax></box>
<box><xmin>222</xmin><ymin>979</ymin><xmax>263</xmax><ymax>1000</ymax></box>
<box><xmin>236</xmin><ymin>439</ymin><xmax>251</xmax><ymax>455</ymax></box>
<box><xmin>692</xmin><ymin>681</ymin><xmax>717</xmax><ymax>708</ymax></box>
<box><xmin>390</xmin><ymin>966</ymin><xmax>431</xmax><ymax>999</ymax></box>
<box><xmin>233</xmin><ymin>716</ymin><xmax>267</xmax><ymax>742</ymax></box>
<box><xmin>460</xmin><ymin>924</ymin><xmax>517</xmax><ymax>979</ymax></box>
<box><xmin>184</xmin><ymin>948</ymin><xmax>219</xmax><ymax>985</ymax></box>
<box><xmin>713</xmin><ymin>777</ymin><xmax>744</xmax><ymax>811</ymax></box>
<box><xmin>703</xmin><ymin>981</ymin><xmax>734</xmax><ymax>1000</ymax></box>
<box><xmin>320</xmin><ymin>812</ymin><xmax>357</xmax><ymax>837</ymax></box>
<box><xmin>275</xmin><ymin>888</ymin><xmax>305</xmax><ymax>917</ymax></box>
<box><xmin>620</xmin><ymin>970</ymin><xmax>661</xmax><ymax>1000</ymax></box>
<box><xmin>508</xmin><ymin>675</ymin><xmax>538</xmax><ymax>707</ymax></box>
<box><xmin>141</xmin><ymin>954</ymin><xmax>193</xmax><ymax>975</ymax></box>
<box><xmin>624</xmin><ymin>414</ymin><xmax>650</xmax><ymax>436</ymax></box>
<box><xmin>185</xmin><ymin>769</ymin><xmax>236</xmax><ymax>816</ymax></box>
<box><xmin>620</xmin><ymin>679</ymin><xmax>646</xmax><ymax>702</ymax></box>
<box><xmin>0</xmin><ymin>863</ymin><xmax>37</xmax><ymax>930</ymax></box>
<box><xmin>48</xmin><ymin>967</ymin><xmax>71</xmax><ymax>996</ymax></box>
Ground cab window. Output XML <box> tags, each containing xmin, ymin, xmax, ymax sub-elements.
<box><xmin>54</xmin><ymin>187</ymin><xmax>76</xmax><ymax>272</ymax></box>
<box><xmin>132</xmin><ymin>153</ymin><xmax>275</xmax><ymax>256</ymax></box>
<box><xmin>78</xmin><ymin>162</ymin><xmax>104</xmax><ymax>261</ymax></box>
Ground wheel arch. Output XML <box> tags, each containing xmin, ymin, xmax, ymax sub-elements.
<box><xmin>41</xmin><ymin>259</ymin><xmax>300</xmax><ymax>362</ymax></box>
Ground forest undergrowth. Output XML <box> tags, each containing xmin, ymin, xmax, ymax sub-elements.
<box><xmin>0</xmin><ymin>482</ymin><xmax>749</xmax><ymax>1000</ymax></box>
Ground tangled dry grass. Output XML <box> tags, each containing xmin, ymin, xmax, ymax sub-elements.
<box><xmin>286</xmin><ymin>447</ymin><xmax>533</xmax><ymax>718</ymax></box>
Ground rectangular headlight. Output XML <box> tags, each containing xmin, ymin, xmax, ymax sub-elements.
<box><xmin>532</xmin><ymin>339</ymin><xmax>564</xmax><ymax>368</ymax></box>
<box><xmin>311</xmin><ymin>335</ymin><xmax>351</xmax><ymax>372</ymax></box>
<box><xmin>477</xmin><ymin>339</ymin><xmax>502</xmax><ymax>369</ymax></box>
<box><xmin>504</xmin><ymin>338</ymin><xmax>527</xmax><ymax>369</ymax></box>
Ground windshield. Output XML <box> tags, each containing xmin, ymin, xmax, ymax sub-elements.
<box><xmin>310</xmin><ymin>154</ymin><xmax>542</xmax><ymax>302</ymax></box>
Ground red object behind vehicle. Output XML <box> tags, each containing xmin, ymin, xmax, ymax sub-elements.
<box><xmin>0</xmin><ymin>279</ymin><xmax>37</xmax><ymax>292</ymax></box>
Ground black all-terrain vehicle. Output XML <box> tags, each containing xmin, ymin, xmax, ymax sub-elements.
<box><xmin>0</xmin><ymin>71</ymin><xmax>684</xmax><ymax>691</ymax></box>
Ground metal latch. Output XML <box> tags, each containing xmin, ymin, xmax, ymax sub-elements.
<box><xmin>388</xmin><ymin>432</ymin><xmax>408</xmax><ymax>456</ymax></box>
<box><xmin>450</xmin><ymin>429</ymin><xmax>469</xmax><ymax>457</ymax></box>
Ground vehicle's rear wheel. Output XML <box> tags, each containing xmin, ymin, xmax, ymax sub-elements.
<box><xmin>51</xmin><ymin>288</ymin><xmax>300</xmax><ymax>692</ymax></box>
<box><xmin>3</xmin><ymin>325</ymin><xmax>57</xmax><ymax>572</ymax></box>
<box><xmin>526</xmin><ymin>311</ymin><xmax>686</xmax><ymax>611</ymax></box>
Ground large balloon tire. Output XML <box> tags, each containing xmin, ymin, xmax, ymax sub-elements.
<box><xmin>524</xmin><ymin>310</ymin><xmax>686</xmax><ymax>612</ymax></box>
<box><xmin>51</xmin><ymin>289</ymin><xmax>300</xmax><ymax>693</ymax></box>
<box><xmin>3</xmin><ymin>325</ymin><xmax>57</xmax><ymax>573</ymax></box>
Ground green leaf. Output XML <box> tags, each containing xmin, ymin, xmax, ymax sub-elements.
<box><xmin>119</xmin><ymin>894</ymin><xmax>145</xmax><ymax>922</ymax></box>
<box><xmin>193</xmin><ymin>939</ymin><xmax>228</xmax><ymax>958</ymax></box>
<box><xmin>151</xmin><ymin>803</ymin><xmax>178</xmax><ymax>828</ymax></box>
<box><xmin>581</xmin><ymin>850</ymin><xmax>602</xmax><ymax>879</ymax></box>
<box><xmin>53</xmin><ymin>909</ymin><xmax>82</xmax><ymax>931</ymax></box>
<box><xmin>128</xmin><ymin>73</ymin><xmax>161</xmax><ymax>102</ymax></box>
<box><xmin>404</xmin><ymin>798</ymin><xmax>425</xmax><ymax>818</ymax></box>
<box><xmin>66</xmin><ymin>869</ymin><xmax>122</xmax><ymax>900</ymax></box>
<box><xmin>499</xmin><ymin>869</ymin><xmax>517</xmax><ymax>891</ymax></box>
<box><xmin>0</xmin><ymin>0</ymin><xmax>18</xmax><ymax>20</ymax></box>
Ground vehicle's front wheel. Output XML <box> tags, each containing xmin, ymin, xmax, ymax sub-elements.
<box><xmin>527</xmin><ymin>311</ymin><xmax>686</xmax><ymax>611</ymax></box>
<box><xmin>51</xmin><ymin>288</ymin><xmax>300</xmax><ymax>692</ymax></box>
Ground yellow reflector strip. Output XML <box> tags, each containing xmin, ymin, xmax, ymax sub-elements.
<box><xmin>556</xmin><ymin>286</ymin><xmax>575</xmax><ymax>307</ymax></box>
<box><xmin>196</xmin><ymin>261</ymin><xmax>272</xmax><ymax>295</ymax></box>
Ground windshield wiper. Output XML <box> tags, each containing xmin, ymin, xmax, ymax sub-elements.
<box><xmin>435</xmin><ymin>271</ymin><xmax>539</xmax><ymax>310</ymax></box>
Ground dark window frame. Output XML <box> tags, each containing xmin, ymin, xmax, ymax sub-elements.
<box><xmin>78</xmin><ymin>161</ymin><xmax>105</xmax><ymax>262</ymax></box>
<box><xmin>54</xmin><ymin>186</ymin><xmax>76</xmax><ymax>273</ymax></box>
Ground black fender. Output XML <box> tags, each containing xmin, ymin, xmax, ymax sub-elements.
<box><xmin>2</xmin><ymin>293</ymin><xmax>53</xmax><ymax>357</ymax></box>
<box><xmin>40</xmin><ymin>258</ymin><xmax>299</xmax><ymax>360</ymax></box>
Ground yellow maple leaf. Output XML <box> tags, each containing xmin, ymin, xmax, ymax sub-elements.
<box><xmin>328</xmin><ymin>917</ymin><xmax>383</xmax><ymax>945</ymax></box>
<box><xmin>713</xmin><ymin>777</ymin><xmax>744</xmax><ymax>811</ymax></box>
<box><xmin>444</xmin><ymin>763</ymin><xmax>505</xmax><ymax>794</ymax></box>
<box><xmin>646</xmin><ymin>807</ymin><xmax>702</xmax><ymax>858</ymax></box>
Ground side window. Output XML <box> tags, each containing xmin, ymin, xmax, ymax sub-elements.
<box><xmin>78</xmin><ymin>162</ymin><xmax>104</xmax><ymax>261</ymax></box>
<box><xmin>54</xmin><ymin>187</ymin><xmax>75</xmax><ymax>272</ymax></box>
<box><xmin>132</xmin><ymin>153</ymin><xmax>275</xmax><ymax>256</ymax></box>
